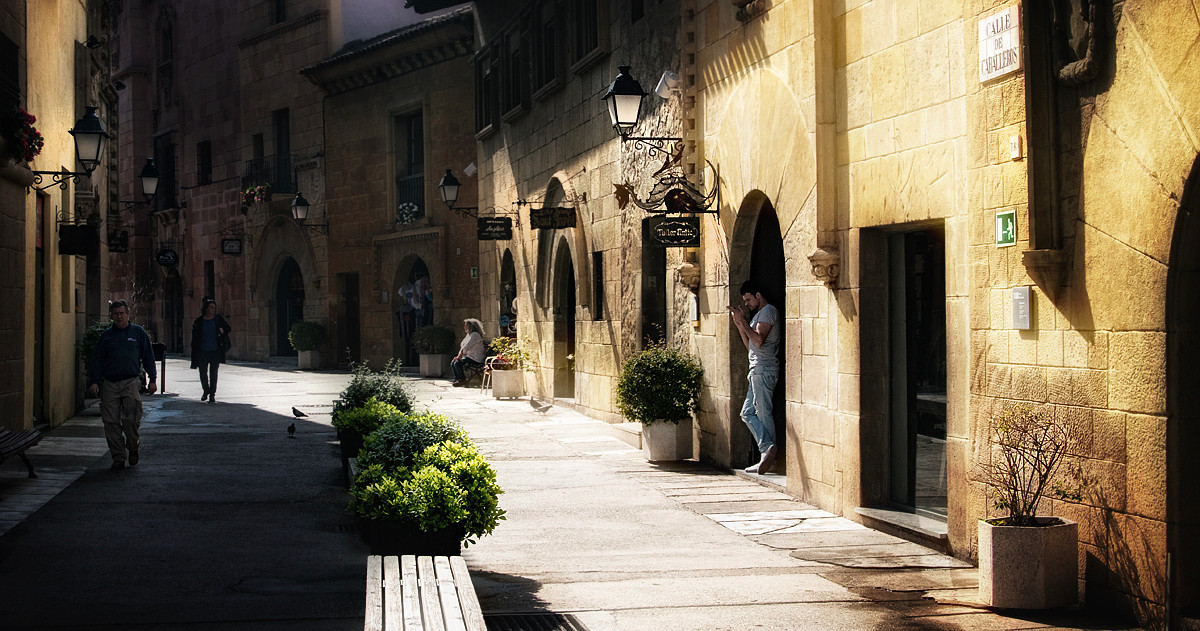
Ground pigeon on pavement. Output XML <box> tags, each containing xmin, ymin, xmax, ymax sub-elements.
<box><xmin>287</xmin><ymin>423</ymin><xmax>296</xmax><ymax>438</ymax></box>
<box><xmin>530</xmin><ymin>397</ymin><xmax>552</xmax><ymax>415</ymax></box>
<box><xmin>292</xmin><ymin>407</ymin><xmax>308</xmax><ymax>418</ymax></box>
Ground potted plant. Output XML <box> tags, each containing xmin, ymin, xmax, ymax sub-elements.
<box><xmin>330</xmin><ymin>397</ymin><xmax>402</xmax><ymax>464</ymax></box>
<box><xmin>411</xmin><ymin>324</ymin><xmax>456</xmax><ymax>377</ymax></box>
<box><xmin>488</xmin><ymin>336</ymin><xmax>533</xmax><ymax>399</ymax></box>
<box><xmin>616</xmin><ymin>341</ymin><xmax>704</xmax><ymax>461</ymax></box>
<box><xmin>331</xmin><ymin>359</ymin><xmax>413</xmax><ymax>476</ymax></box>
<box><xmin>977</xmin><ymin>404</ymin><xmax>1082</xmax><ymax>609</ymax></box>
<box><xmin>350</xmin><ymin>412</ymin><xmax>504</xmax><ymax>554</ymax></box>
<box><xmin>288</xmin><ymin>321</ymin><xmax>326</xmax><ymax>369</ymax></box>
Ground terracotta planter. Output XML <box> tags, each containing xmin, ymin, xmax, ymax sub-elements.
<box><xmin>419</xmin><ymin>353</ymin><xmax>448</xmax><ymax>377</ymax></box>
<box><xmin>641</xmin><ymin>418</ymin><xmax>693</xmax><ymax>461</ymax></box>
<box><xmin>297</xmin><ymin>349</ymin><xmax>321</xmax><ymax>370</ymax></box>
<box><xmin>978</xmin><ymin>517</ymin><xmax>1078</xmax><ymax>609</ymax></box>
<box><xmin>491</xmin><ymin>369</ymin><xmax>524</xmax><ymax>399</ymax></box>
<box><xmin>361</xmin><ymin>519</ymin><xmax>465</xmax><ymax>556</ymax></box>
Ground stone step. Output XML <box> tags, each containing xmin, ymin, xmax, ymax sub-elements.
<box><xmin>611</xmin><ymin>422</ymin><xmax>642</xmax><ymax>449</ymax></box>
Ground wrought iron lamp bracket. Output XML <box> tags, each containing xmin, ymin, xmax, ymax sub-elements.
<box><xmin>30</xmin><ymin>170</ymin><xmax>91</xmax><ymax>193</ymax></box>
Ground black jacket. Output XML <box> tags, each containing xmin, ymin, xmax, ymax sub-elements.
<box><xmin>190</xmin><ymin>314</ymin><xmax>232</xmax><ymax>368</ymax></box>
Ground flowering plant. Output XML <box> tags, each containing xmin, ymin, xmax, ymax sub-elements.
<box><xmin>241</xmin><ymin>183</ymin><xmax>271</xmax><ymax>205</ymax></box>
<box><xmin>3</xmin><ymin>106</ymin><xmax>44</xmax><ymax>163</ymax></box>
<box><xmin>396</xmin><ymin>201</ymin><xmax>421</xmax><ymax>225</ymax></box>
<box><xmin>489</xmin><ymin>336</ymin><xmax>534</xmax><ymax>371</ymax></box>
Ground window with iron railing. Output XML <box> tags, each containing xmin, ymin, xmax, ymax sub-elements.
<box><xmin>396</xmin><ymin>173</ymin><xmax>425</xmax><ymax>214</ymax></box>
<box><xmin>242</xmin><ymin>154</ymin><xmax>296</xmax><ymax>194</ymax></box>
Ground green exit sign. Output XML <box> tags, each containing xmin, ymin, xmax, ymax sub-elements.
<box><xmin>996</xmin><ymin>210</ymin><xmax>1017</xmax><ymax>247</ymax></box>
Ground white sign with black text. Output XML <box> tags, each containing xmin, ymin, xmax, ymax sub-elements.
<box><xmin>979</xmin><ymin>5</ymin><xmax>1022</xmax><ymax>83</ymax></box>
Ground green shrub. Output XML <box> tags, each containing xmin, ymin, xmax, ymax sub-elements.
<box><xmin>332</xmin><ymin>359</ymin><xmax>413</xmax><ymax>424</ymax></box>
<box><xmin>411</xmin><ymin>325</ymin><xmax>456</xmax><ymax>355</ymax></box>
<box><xmin>616</xmin><ymin>341</ymin><xmax>704</xmax><ymax>425</ymax></box>
<box><xmin>77</xmin><ymin>319</ymin><xmax>113</xmax><ymax>366</ymax></box>
<box><xmin>330</xmin><ymin>397</ymin><xmax>402</xmax><ymax>436</ymax></box>
<box><xmin>355</xmin><ymin>411</ymin><xmax>466</xmax><ymax>472</ymax></box>
<box><xmin>288</xmin><ymin>321</ymin><xmax>326</xmax><ymax>352</ymax></box>
<box><xmin>350</xmin><ymin>441</ymin><xmax>505</xmax><ymax>541</ymax></box>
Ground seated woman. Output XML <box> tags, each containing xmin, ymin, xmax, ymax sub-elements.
<box><xmin>451</xmin><ymin>318</ymin><xmax>487</xmax><ymax>387</ymax></box>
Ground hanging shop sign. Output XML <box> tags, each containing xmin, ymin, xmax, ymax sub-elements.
<box><xmin>221</xmin><ymin>238</ymin><xmax>243</xmax><ymax>255</ymax></box>
<box><xmin>529</xmin><ymin>206</ymin><xmax>576</xmax><ymax>230</ymax></box>
<box><xmin>648</xmin><ymin>215</ymin><xmax>700</xmax><ymax>247</ymax></box>
<box><xmin>477</xmin><ymin>217</ymin><xmax>513</xmax><ymax>240</ymax></box>
<box><xmin>155</xmin><ymin>248</ymin><xmax>179</xmax><ymax>267</ymax></box>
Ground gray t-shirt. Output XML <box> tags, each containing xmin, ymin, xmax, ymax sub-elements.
<box><xmin>747</xmin><ymin>303</ymin><xmax>780</xmax><ymax>369</ymax></box>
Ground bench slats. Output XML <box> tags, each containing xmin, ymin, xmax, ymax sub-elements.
<box><xmin>417</xmin><ymin>556</ymin><xmax>447</xmax><ymax>631</ymax></box>
<box><xmin>400</xmin><ymin>555</ymin><xmax>423</xmax><ymax>631</ymax></box>
<box><xmin>365</xmin><ymin>556</ymin><xmax>384</xmax><ymax>631</ymax></box>
<box><xmin>449</xmin><ymin>557</ymin><xmax>485</xmax><ymax>631</ymax></box>
<box><xmin>0</xmin><ymin>429</ymin><xmax>41</xmax><ymax>478</ymax></box>
<box><xmin>365</xmin><ymin>555</ymin><xmax>485</xmax><ymax>631</ymax></box>
<box><xmin>434</xmin><ymin>557</ymin><xmax>467</xmax><ymax>631</ymax></box>
<box><xmin>384</xmin><ymin>556</ymin><xmax>403</xmax><ymax>631</ymax></box>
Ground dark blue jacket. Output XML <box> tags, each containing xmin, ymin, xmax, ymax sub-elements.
<box><xmin>87</xmin><ymin>323</ymin><xmax>157</xmax><ymax>386</ymax></box>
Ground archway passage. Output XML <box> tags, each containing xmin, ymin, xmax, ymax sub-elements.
<box><xmin>1168</xmin><ymin>158</ymin><xmax>1200</xmax><ymax>626</ymax></box>
<box><xmin>500</xmin><ymin>250</ymin><xmax>517</xmax><ymax>337</ymax></box>
<box><xmin>746</xmin><ymin>201</ymin><xmax>786</xmax><ymax>474</ymax></box>
<box><xmin>275</xmin><ymin>258</ymin><xmax>304</xmax><ymax>357</ymax></box>
<box><xmin>395</xmin><ymin>258</ymin><xmax>432</xmax><ymax>367</ymax></box>
<box><xmin>553</xmin><ymin>245</ymin><xmax>576</xmax><ymax>399</ymax></box>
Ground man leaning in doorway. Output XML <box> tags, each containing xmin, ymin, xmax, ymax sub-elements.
<box><xmin>728</xmin><ymin>280</ymin><xmax>780</xmax><ymax>474</ymax></box>
<box><xmin>87</xmin><ymin>299</ymin><xmax>157</xmax><ymax>470</ymax></box>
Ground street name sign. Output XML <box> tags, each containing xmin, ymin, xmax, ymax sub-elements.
<box><xmin>979</xmin><ymin>6</ymin><xmax>1021</xmax><ymax>83</ymax></box>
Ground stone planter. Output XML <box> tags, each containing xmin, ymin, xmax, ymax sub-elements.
<box><xmin>641</xmin><ymin>418</ymin><xmax>693</xmax><ymax>461</ymax></box>
<box><xmin>419</xmin><ymin>353</ymin><xmax>448</xmax><ymax>377</ymax></box>
<box><xmin>361</xmin><ymin>519</ymin><xmax>465</xmax><ymax>556</ymax></box>
<box><xmin>978</xmin><ymin>517</ymin><xmax>1078</xmax><ymax>609</ymax></box>
<box><xmin>338</xmin><ymin>429</ymin><xmax>364</xmax><ymax>461</ymax></box>
<box><xmin>491</xmin><ymin>369</ymin><xmax>524</xmax><ymax>399</ymax></box>
<box><xmin>297</xmin><ymin>349</ymin><xmax>320</xmax><ymax>370</ymax></box>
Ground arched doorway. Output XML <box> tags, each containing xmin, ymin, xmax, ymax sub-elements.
<box><xmin>394</xmin><ymin>258</ymin><xmax>433</xmax><ymax>366</ymax></box>
<box><xmin>746</xmin><ymin>201</ymin><xmax>786</xmax><ymax>473</ymax></box>
<box><xmin>500</xmin><ymin>249</ymin><xmax>517</xmax><ymax>337</ymax></box>
<box><xmin>1167</xmin><ymin>158</ymin><xmax>1200</xmax><ymax>626</ymax></box>
<box><xmin>275</xmin><ymin>258</ymin><xmax>304</xmax><ymax>356</ymax></box>
<box><xmin>553</xmin><ymin>243</ymin><xmax>576</xmax><ymax>399</ymax></box>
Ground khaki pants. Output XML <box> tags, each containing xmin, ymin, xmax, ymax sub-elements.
<box><xmin>100</xmin><ymin>377</ymin><xmax>142</xmax><ymax>463</ymax></box>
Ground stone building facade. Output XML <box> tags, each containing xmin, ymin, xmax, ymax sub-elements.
<box><xmin>466</xmin><ymin>0</ymin><xmax>1195</xmax><ymax>626</ymax></box>
<box><xmin>301</xmin><ymin>7</ymin><xmax>480</xmax><ymax>368</ymax></box>
<box><xmin>1</xmin><ymin>0</ymin><xmax>113</xmax><ymax>430</ymax></box>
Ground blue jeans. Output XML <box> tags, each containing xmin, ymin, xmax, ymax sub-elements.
<box><xmin>740</xmin><ymin>368</ymin><xmax>778</xmax><ymax>453</ymax></box>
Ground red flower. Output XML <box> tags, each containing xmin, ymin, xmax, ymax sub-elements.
<box><xmin>6</xmin><ymin>107</ymin><xmax>44</xmax><ymax>163</ymax></box>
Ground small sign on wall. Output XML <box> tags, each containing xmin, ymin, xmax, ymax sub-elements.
<box><xmin>996</xmin><ymin>210</ymin><xmax>1017</xmax><ymax>247</ymax></box>
<box><xmin>1012</xmin><ymin>286</ymin><xmax>1032</xmax><ymax>330</ymax></box>
<box><xmin>979</xmin><ymin>5</ymin><xmax>1022</xmax><ymax>82</ymax></box>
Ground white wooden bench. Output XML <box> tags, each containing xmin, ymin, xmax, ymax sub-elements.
<box><xmin>364</xmin><ymin>555</ymin><xmax>485</xmax><ymax>631</ymax></box>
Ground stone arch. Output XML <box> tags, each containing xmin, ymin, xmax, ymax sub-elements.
<box><xmin>391</xmin><ymin>253</ymin><xmax>435</xmax><ymax>363</ymax></box>
<box><xmin>533</xmin><ymin>173</ymin><xmax>592</xmax><ymax>315</ymax></box>
<box><xmin>252</xmin><ymin>218</ymin><xmax>321</xmax><ymax>358</ymax></box>
<box><xmin>551</xmin><ymin>234</ymin><xmax>578</xmax><ymax>399</ymax></box>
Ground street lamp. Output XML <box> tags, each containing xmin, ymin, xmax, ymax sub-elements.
<box><xmin>138</xmin><ymin>158</ymin><xmax>160</xmax><ymax>198</ymax></box>
<box><xmin>438</xmin><ymin>168</ymin><xmax>478</xmax><ymax>218</ymax></box>
<box><xmin>601</xmin><ymin>67</ymin><xmax>683</xmax><ymax>158</ymax></box>
<box><xmin>291</xmin><ymin>191</ymin><xmax>327</xmax><ymax>235</ymax></box>
<box><xmin>31</xmin><ymin>106</ymin><xmax>111</xmax><ymax>192</ymax></box>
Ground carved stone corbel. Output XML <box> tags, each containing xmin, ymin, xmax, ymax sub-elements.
<box><xmin>675</xmin><ymin>262</ymin><xmax>701</xmax><ymax>292</ymax></box>
<box><xmin>1022</xmin><ymin>248</ymin><xmax>1070</xmax><ymax>299</ymax></box>
<box><xmin>808</xmin><ymin>246</ymin><xmax>840</xmax><ymax>289</ymax></box>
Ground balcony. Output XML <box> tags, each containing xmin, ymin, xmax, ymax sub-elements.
<box><xmin>242</xmin><ymin>154</ymin><xmax>296</xmax><ymax>194</ymax></box>
<box><xmin>396</xmin><ymin>173</ymin><xmax>425</xmax><ymax>219</ymax></box>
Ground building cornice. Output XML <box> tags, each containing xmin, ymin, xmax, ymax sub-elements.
<box><xmin>239</xmin><ymin>11</ymin><xmax>325</xmax><ymax>48</ymax></box>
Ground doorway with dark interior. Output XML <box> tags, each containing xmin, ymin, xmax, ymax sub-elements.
<box><xmin>553</xmin><ymin>244</ymin><xmax>576</xmax><ymax>400</ymax></box>
<box><xmin>275</xmin><ymin>258</ymin><xmax>304</xmax><ymax>357</ymax></box>
<box><xmin>745</xmin><ymin>201</ymin><xmax>786</xmax><ymax>475</ymax></box>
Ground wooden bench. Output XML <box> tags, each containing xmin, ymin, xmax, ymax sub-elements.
<box><xmin>0</xmin><ymin>428</ymin><xmax>42</xmax><ymax>479</ymax></box>
<box><xmin>365</xmin><ymin>555</ymin><xmax>485</xmax><ymax>631</ymax></box>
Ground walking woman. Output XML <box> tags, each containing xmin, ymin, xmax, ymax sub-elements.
<box><xmin>190</xmin><ymin>297</ymin><xmax>231</xmax><ymax>403</ymax></box>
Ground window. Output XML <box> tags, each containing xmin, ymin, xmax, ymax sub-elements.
<box><xmin>502</xmin><ymin>29</ymin><xmax>528</xmax><ymax>118</ymax></box>
<box><xmin>196</xmin><ymin>141</ymin><xmax>212</xmax><ymax>185</ymax></box>
<box><xmin>393</xmin><ymin>111</ymin><xmax>425</xmax><ymax>218</ymax></box>
<box><xmin>592</xmin><ymin>251</ymin><xmax>604</xmax><ymax>320</ymax></box>
<box><xmin>533</xmin><ymin>3</ymin><xmax>559</xmax><ymax>93</ymax></box>
<box><xmin>272</xmin><ymin>0</ymin><xmax>286</xmax><ymax>24</ymax></box>
<box><xmin>631</xmin><ymin>0</ymin><xmax>643</xmax><ymax>22</ymax></box>
<box><xmin>0</xmin><ymin>34</ymin><xmax>18</xmax><ymax>107</ymax></box>
<box><xmin>570</xmin><ymin>0</ymin><xmax>603</xmax><ymax>68</ymax></box>
<box><xmin>474</xmin><ymin>47</ymin><xmax>499</xmax><ymax>134</ymax></box>
<box><xmin>154</xmin><ymin>133</ymin><xmax>177</xmax><ymax>211</ymax></box>
<box><xmin>271</xmin><ymin>108</ymin><xmax>294</xmax><ymax>193</ymax></box>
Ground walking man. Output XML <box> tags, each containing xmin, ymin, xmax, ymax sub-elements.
<box><xmin>87</xmin><ymin>300</ymin><xmax>157</xmax><ymax>470</ymax></box>
<box><xmin>728</xmin><ymin>281</ymin><xmax>780</xmax><ymax>474</ymax></box>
